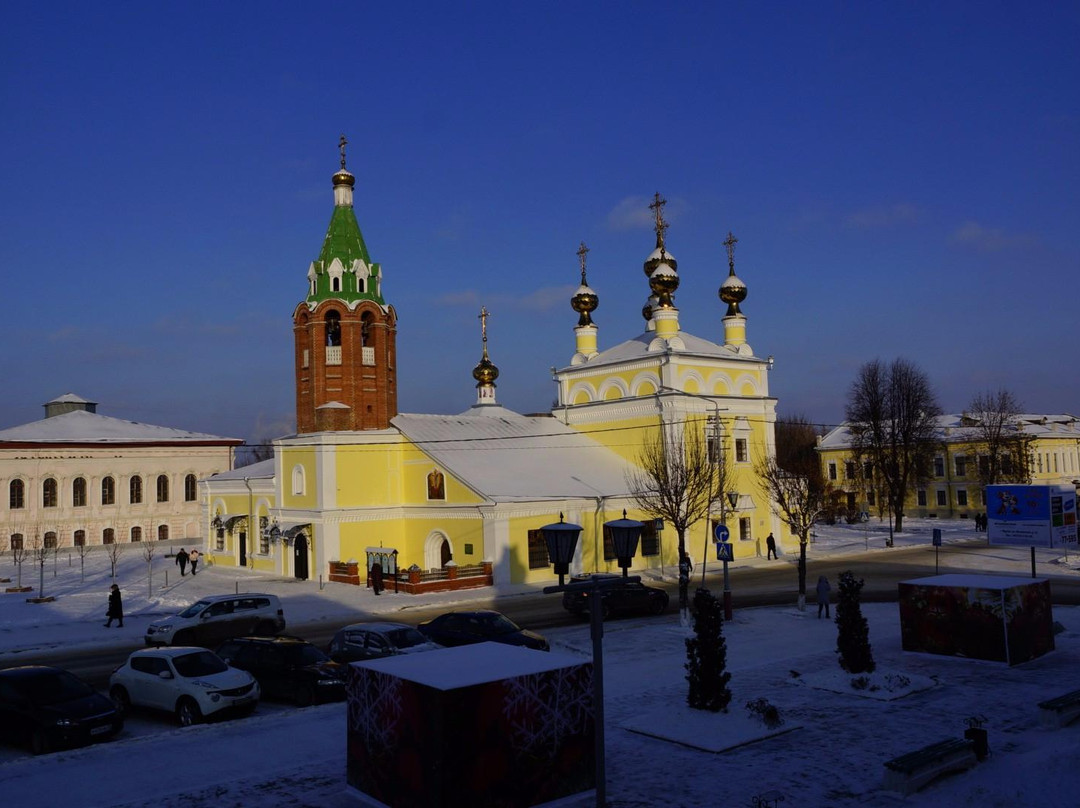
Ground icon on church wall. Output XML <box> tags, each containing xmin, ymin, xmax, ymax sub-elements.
<box><xmin>427</xmin><ymin>469</ymin><xmax>445</xmax><ymax>501</ymax></box>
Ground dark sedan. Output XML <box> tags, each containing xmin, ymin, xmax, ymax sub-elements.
<box><xmin>216</xmin><ymin>636</ymin><xmax>346</xmax><ymax>706</ymax></box>
<box><xmin>417</xmin><ymin>610</ymin><xmax>549</xmax><ymax>651</ymax></box>
<box><xmin>0</xmin><ymin>665</ymin><xmax>123</xmax><ymax>755</ymax></box>
<box><xmin>562</xmin><ymin>574</ymin><xmax>669</xmax><ymax>619</ymax></box>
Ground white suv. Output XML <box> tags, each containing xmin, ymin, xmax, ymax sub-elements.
<box><xmin>109</xmin><ymin>647</ymin><xmax>259</xmax><ymax>726</ymax></box>
<box><xmin>144</xmin><ymin>593</ymin><xmax>285</xmax><ymax>647</ymax></box>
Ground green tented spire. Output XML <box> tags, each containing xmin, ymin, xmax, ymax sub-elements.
<box><xmin>305</xmin><ymin>136</ymin><xmax>385</xmax><ymax>306</ymax></box>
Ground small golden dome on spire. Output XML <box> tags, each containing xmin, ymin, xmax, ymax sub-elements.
<box><xmin>333</xmin><ymin>133</ymin><xmax>356</xmax><ymax>187</ymax></box>
<box><xmin>643</xmin><ymin>192</ymin><xmax>678</xmax><ymax>276</ymax></box>
<box><xmin>570</xmin><ymin>241</ymin><xmax>599</xmax><ymax>327</ymax></box>
<box><xmin>472</xmin><ymin>307</ymin><xmax>500</xmax><ymax>387</ymax></box>
<box><xmin>719</xmin><ymin>231</ymin><xmax>748</xmax><ymax>315</ymax></box>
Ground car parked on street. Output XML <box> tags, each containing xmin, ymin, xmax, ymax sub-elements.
<box><xmin>417</xmin><ymin>610</ymin><xmax>549</xmax><ymax>651</ymax></box>
<box><xmin>561</xmin><ymin>573</ymin><xmax>669</xmax><ymax>620</ymax></box>
<box><xmin>0</xmin><ymin>665</ymin><xmax>123</xmax><ymax>755</ymax></box>
<box><xmin>327</xmin><ymin>622</ymin><xmax>439</xmax><ymax>664</ymax></box>
<box><xmin>144</xmin><ymin>593</ymin><xmax>285</xmax><ymax>648</ymax></box>
<box><xmin>109</xmin><ymin>647</ymin><xmax>259</xmax><ymax>727</ymax></box>
<box><xmin>216</xmin><ymin>636</ymin><xmax>346</xmax><ymax>706</ymax></box>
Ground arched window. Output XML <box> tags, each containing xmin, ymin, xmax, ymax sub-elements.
<box><xmin>157</xmin><ymin>524</ymin><xmax>169</xmax><ymax>541</ymax></box>
<box><xmin>43</xmin><ymin>479</ymin><xmax>58</xmax><ymax>508</ymax></box>
<box><xmin>130</xmin><ymin>476</ymin><xmax>143</xmax><ymax>504</ymax></box>
<box><xmin>9</xmin><ymin>479</ymin><xmax>24</xmax><ymax>509</ymax></box>
<box><xmin>156</xmin><ymin>475</ymin><xmax>169</xmax><ymax>503</ymax></box>
<box><xmin>11</xmin><ymin>533</ymin><xmax>24</xmax><ymax>550</ymax></box>
<box><xmin>360</xmin><ymin>312</ymin><xmax>373</xmax><ymax>347</ymax></box>
<box><xmin>130</xmin><ymin>526</ymin><xmax>141</xmax><ymax>542</ymax></box>
<box><xmin>44</xmin><ymin>531</ymin><xmax>57</xmax><ymax>549</ymax></box>
<box><xmin>184</xmin><ymin>474</ymin><xmax>197</xmax><ymax>502</ymax></box>
<box><xmin>74</xmin><ymin>530</ymin><xmax>86</xmax><ymax>546</ymax></box>
<box><xmin>72</xmin><ymin>477</ymin><xmax>87</xmax><ymax>507</ymax></box>
<box><xmin>325</xmin><ymin>310</ymin><xmax>341</xmax><ymax>346</ymax></box>
<box><xmin>101</xmin><ymin>476</ymin><xmax>115</xmax><ymax>505</ymax></box>
<box><xmin>291</xmin><ymin>465</ymin><xmax>305</xmax><ymax>496</ymax></box>
<box><xmin>102</xmin><ymin>528</ymin><xmax>114</xmax><ymax>545</ymax></box>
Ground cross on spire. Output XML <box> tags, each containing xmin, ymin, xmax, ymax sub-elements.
<box><xmin>723</xmin><ymin>231</ymin><xmax>738</xmax><ymax>273</ymax></box>
<box><xmin>338</xmin><ymin>134</ymin><xmax>348</xmax><ymax>170</ymax></box>
<box><xmin>649</xmin><ymin>192</ymin><xmax>668</xmax><ymax>248</ymax></box>
<box><xmin>479</xmin><ymin>306</ymin><xmax>490</xmax><ymax>356</ymax></box>
<box><xmin>577</xmin><ymin>241</ymin><xmax>590</xmax><ymax>284</ymax></box>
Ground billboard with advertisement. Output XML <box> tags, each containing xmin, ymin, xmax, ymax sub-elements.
<box><xmin>986</xmin><ymin>484</ymin><xmax>1078</xmax><ymax>548</ymax></box>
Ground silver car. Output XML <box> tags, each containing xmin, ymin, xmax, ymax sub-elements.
<box><xmin>109</xmin><ymin>647</ymin><xmax>259</xmax><ymax>726</ymax></box>
<box><xmin>327</xmin><ymin>622</ymin><xmax>438</xmax><ymax>663</ymax></box>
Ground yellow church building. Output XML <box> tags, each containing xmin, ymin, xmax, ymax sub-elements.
<box><xmin>202</xmin><ymin>145</ymin><xmax>783</xmax><ymax>590</ymax></box>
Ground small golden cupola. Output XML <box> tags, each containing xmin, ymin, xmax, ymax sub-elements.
<box><xmin>719</xmin><ymin>231</ymin><xmax>750</xmax><ymax>350</ymax></box>
<box><xmin>472</xmin><ymin>306</ymin><xmax>500</xmax><ymax>405</ymax></box>
<box><xmin>570</xmin><ymin>242</ymin><xmax>600</xmax><ymax>365</ymax></box>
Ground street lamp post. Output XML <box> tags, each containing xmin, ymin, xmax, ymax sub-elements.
<box><xmin>540</xmin><ymin>513</ymin><xmax>642</xmax><ymax>808</ymax></box>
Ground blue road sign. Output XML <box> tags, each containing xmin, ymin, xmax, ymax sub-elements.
<box><xmin>932</xmin><ymin>528</ymin><xmax>942</xmax><ymax>547</ymax></box>
<box><xmin>713</xmin><ymin>523</ymin><xmax>730</xmax><ymax>543</ymax></box>
<box><xmin>716</xmin><ymin>541</ymin><xmax>734</xmax><ymax>561</ymax></box>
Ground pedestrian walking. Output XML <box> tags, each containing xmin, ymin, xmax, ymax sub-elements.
<box><xmin>371</xmin><ymin>562</ymin><xmax>384</xmax><ymax>595</ymax></box>
<box><xmin>175</xmin><ymin>548</ymin><xmax>189</xmax><ymax>576</ymax></box>
<box><xmin>765</xmin><ymin>533</ymin><xmax>778</xmax><ymax>560</ymax></box>
<box><xmin>816</xmin><ymin>574</ymin><xmax>831</xmax><ymax>619</ymax></box>
<box><xmin>104</xmin><ymin>584</ymin><xmax>124</xmax><ymax>627</ymax></box>
<box><xmin>189</xmin><ymin>548</ymin><xmax>200</xmax><ymax>576</ymax></box>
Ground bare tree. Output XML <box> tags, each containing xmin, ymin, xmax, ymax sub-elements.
<box><xmin>756</xmin><ymin>416</ymin><xmax>827</xmax><ymax>610</ymax></box>
<box><xmin>74</xmin><ymin>532</ymin><xmax>92</xmax><ymax>583</ymax></box>
<box><xmin>964</xmin><ymin>389</ymin><xmax>1034</xmax><ymax>486</ymax></box>
<box><xmin>0</xmin><ymin>534</ymin><xmax>7</xmax><ymax>580</ymax></box>
<box><xmin>11</xmin><ymin>534</ymin><xmax>27</xmax><ymax>588</ymax></box>
<box><xmin>29</xmin><ymin>533</ymin><xmax>51</xmax><ymax>599</ymax></box>
<box><xmin>627</xmin><ymin>419</ymin><xmax>731</xmax><ymax>621</ymax></box>
<box><xmin>845</xmin><ymin>358</ymin><xmax>941</xmax><ymax>534</ymax></box>
<box><xmin>140</xmin><ymin>533</ymin><xmax>157</xmax><ymax>598</ymax></box>
<box><xmin>105</xmin><ymin>536</ymin><xmax>125</xmax><ymax>578</ymax></box>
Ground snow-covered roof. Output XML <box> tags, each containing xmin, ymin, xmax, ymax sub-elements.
<box><xmin>208</xmin><ymin>459</ymin><xmax>275</xmax><ymax>481</ymax></box>
<box><xmin>565</xmin><ymin>329</ymin><xmax>759</xmax><ymax>369</ymax></box>
<box><xmin>0</xmin><ymin>409</ymin><xmax>241</xmax><ymax>445</ymax></box>
<box><xmin>393</xmin><ymin>409</ymin><xmax>639</xmax><ymax>503</ymax></box>
<box><xmin>819</xmin><ymin>412</ymin><xmax>1080</xmax><ymax>450</ymax></box>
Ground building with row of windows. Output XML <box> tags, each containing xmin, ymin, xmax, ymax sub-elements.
<box><xmin>202</xmin><ymin>147</ymin><xmax>782</xmax><ymax>586</ymax></box>
<box><xmin>817</xmin><ymin>413</ymin><xmax>1080</xmax><ymax>520</ymax></box>
<box><xmin>1</xmin><ymin>394</ymin><xmax>241</xmax><ymax>550</ymax></box>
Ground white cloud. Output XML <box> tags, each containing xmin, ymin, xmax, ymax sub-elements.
<box><xmin>950</xmin><ymin>220</ymin><xmax>1032</xmax><ymax>252</ymax></box>
<box><xmin>606</xmin><ymin>195</ymin><xmax>688</xmax><ymax>232</ymax></box>
<box><xmin>434</xmin><ymin>286</ymin><xmax>576</xmax><ymax>313</ymax></box>
<box><xmin>844</xmin><ymin>203</ymin><xmax>920</xmax><ymax>229</ymax></box>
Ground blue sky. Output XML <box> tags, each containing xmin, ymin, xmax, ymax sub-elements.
<box><xmin>2</xmin><ymin>2</ymin><xmax>1077</xmax><ymax>443</ymax></box>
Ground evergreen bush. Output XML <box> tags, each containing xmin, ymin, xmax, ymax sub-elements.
<box><xmin>685</xmin><ymin>588</ymin><xmax>732</xmax><ymax>712</ymax></box>
<box><xmin>835</xmin><ymin>570</ymin><xmax>876</xmax><ymax>673</ymax></box>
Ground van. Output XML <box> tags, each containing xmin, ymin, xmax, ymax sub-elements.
<box><xmin>144</xmin><ymin>594</ymin><xmax>285</xmax><ymax>648</ymax></box>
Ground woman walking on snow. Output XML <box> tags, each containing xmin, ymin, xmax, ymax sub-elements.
<box><xmin>816</xmin><ymin>575</ymin><xmax>831</xmax><ymax>619</ymax></box>
<box><xmin>105</xmin><ymin>584</ymin><xmax>124</xmax><ymax>627</ymax></box>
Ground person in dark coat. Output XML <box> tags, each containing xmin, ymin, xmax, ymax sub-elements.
<box><xmin>371</xmin><ymin>562</ymin><xmax>384</xmax><ymax>595</ymax></box>
<box><xmin>105</xmin><ymin>584</ymin><xmax>124</xmax><ymax>627</ymax></box>
<box><xmin>816</xmin><ymin>575</ymin><xmax>831</xmax><ymax>619</ymax></box>
<box><xmin>175</xmin><ymin>548</ymin><xmax>189</xmax><ymax>576</ymax></box>
<box><xmin>765</xmin><ymin>533</ymin><xmax>778</xmax><ymax>560</ymax></box>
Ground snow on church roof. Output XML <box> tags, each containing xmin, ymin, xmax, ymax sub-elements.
<box><xmin>572</xmin><ymin>329</ymin><xmax>760</xmax><ymax>367</ymax></box>
<box><xmin>393</xmin><ymin>409</ymin><xmax>638</xmax><ymax>503</ymax></box>
<box><xmin>0</xmin><ymin>409</ymin><xmax>242</xmax><ymax>445</ymax></box>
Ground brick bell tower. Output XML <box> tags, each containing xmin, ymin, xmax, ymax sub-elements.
<box><xmin>294</xmin><ymin>137</ymin><xmax>398</xmax><ymax>433</ymax></box>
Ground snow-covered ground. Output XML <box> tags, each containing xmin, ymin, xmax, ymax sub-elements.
<box><xmin>2</xmin><ymin>519</ymin><xmax>1079</xmax><ymax>807</ymax></box>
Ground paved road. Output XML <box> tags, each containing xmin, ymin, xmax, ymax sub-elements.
<box><xmin>35</xmin><ymin>538</ymin><xmax>1080</xmax><ymax>691</ymax></box>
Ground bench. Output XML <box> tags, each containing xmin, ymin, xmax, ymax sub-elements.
<box><xmin>882</xmin><ymin>737</ymin><xmax>977</xmax><ymax>794</ymax></box>
<box><xmin>1037</xmin><ymin>689</ymin><xmax>1080</xmax><ymax>728</ymax></box>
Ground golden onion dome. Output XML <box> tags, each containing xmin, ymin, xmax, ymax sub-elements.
<box><xmin>641</xmin><ymin>293</ymin><xmax>659</xmax><ymax>322</ymax></box>
<box><xmin>473</xmin><ymin>354</ymin><xmax>499</xmax><ymax>386</ymax></box>
<box><xmin>643</xmin><ymin>245</ymin><xmax>678</xmax><ymax>277</ymax></box>
<box><xmin>648</xmin><ymin>260</ymin><xmax>679</xmax><ymax>308</ymax></box>
<box><xmin>719</xmin><ymin>272</ymin><xmax>747</xmax><ymax>316</ymax></box>
<box><xmin>571</xmin><ymin>282</ymin><xmax>599</xmax><ymax>327</ymax></box>
<box><xmin>332</xmin><ymin>169</ymin><xmax>356</xmax><ymax>188</ymax></box>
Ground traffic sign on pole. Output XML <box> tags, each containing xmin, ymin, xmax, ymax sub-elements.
<box><xmin>715</xmin><ymin>541</ymin><xmax>733</xmax><ymax>562</ymax></box>
<box><xmin>713</xmin><ymin>523</ymin><xmax>730</xmax><ymax>543</ymax></box>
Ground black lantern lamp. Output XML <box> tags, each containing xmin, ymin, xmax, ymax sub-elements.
<box><xmin>210</xmin><ymin>514</ymin><xmax>223</xmax><ymax>532</ymax></box>
<box><xmin>605</xmin><ymin>510</ymin><xmax>643</xmax><ymax>577</ymax></box>
<box><xmin>727</xmin><ymin>491</ymin><xmax>739</xmax><ymax>511</ymax></box>
<box><xmin>540</xmin><ymin>512</ymin><xmax>583</xmax><ymax>586</ymax></box>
